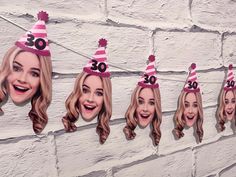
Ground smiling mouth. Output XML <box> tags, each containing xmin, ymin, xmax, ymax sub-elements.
<box><xmin>84</xmin><ymin>104</ymin><xmax>96</xmax><ymax>111</ymax></box>
<box><xmin>186</xmin><ymin>116</ymin><xmax>195</xmax><ymax>120</ymax></box>
<box><xmin>140</xmin><ymin>114</ymin><xmax>150</xmax><ymax>119</ymax></box>
<box><xmin>13</xmin><ymin>85</ymin><xmax>29</xmax><ymax>93</ymax></box>
<box><xmin>226</xmin><ymin>110</ymin><xmax>234</xmax><ymax>115</ymax></box>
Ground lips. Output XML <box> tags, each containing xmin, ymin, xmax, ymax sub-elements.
<box><xmin>13</xmin><ymin>84</ymin><xmax>30</xmax><ymax>93</ymax></box>
<box><xmin>84</xmin><ymin>104</ymin><xmax>96</xmax><ymax>111</ymax></box>
<box><xmin>186</xmin><ymin>115</ymin><xmax>195</xmax><ymax>120</ymax></box>
<box><xmin>226</xmin><ymin>110</ymin><xmax>234</xmax><ymax>115</ymax></box>
<box><xmin>140</xmin><ymin>113</ymin><xmax>150</xmax><ymax>119</ymax></box>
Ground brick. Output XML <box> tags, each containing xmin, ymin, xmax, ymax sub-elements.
<box><xmin>154</xmin><ymin>32</ymin><xmax>222</xmax><ymax>71</ymax></box>
<box><xmin>108</xmin><ymin>0</ymin><xmax>190</xmax><ymax>27</ymax></box>
<box><xmin>219</xmin><ymin>163</ymin><xmax>236</xmax><ymax>177</ymax></box>
<box><xmin>0</xmin><ymin>0</ymin><xmax>104</xmax><ymax>19</ymax></box>
<box><xmin>223</xmin><ymin>35</ymin><xmax>236</xmax><ymax>66</ymax></box>
<box><xmin>0</xmin><ymin>136</ymin><xmax>57</xmax><ymax>177</ymax></box>
<box><xmin>191</xmin><ymin>0</ymin><xmax>236</xmax><ymax>29</ymax></box>
<box><xmin>0</xmin><ymin>18</ymin><xmax>27</xmax><ymax>61</ymax></box>
<box><xmin>56</xmin><ymin>123</ymin><xmax>157</xmax><ymax>177</ymax></box>
<box><xmin>113</xmin><ymin>149</ymin><xmax>192</xmax><ymax>177</ymax></box>
<box><xmin>195</xmin><ymin>136</ymin><xmax>236</xmax><ymax>177</ymax></box>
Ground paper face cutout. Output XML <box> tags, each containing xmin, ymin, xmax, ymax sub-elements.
<box><xmin>136</xmin><ymin>87</ymin><xmax>155</xmax><ymax>128</ymax></box>
<box><xmin>183</xmin><ymin>92</ymin><xmax>198</xmax><ymax>127</ymax></box>
<box><xmin>224</xmin><ymin>90</ymin><xmax>236</xmax><ymax>121</ymax></box>
<box><xmin>7</xmin><ymin>51</ymin><xmax>40</xmax><ymax>104</ymax></box>
<box><xmin>79</xmin><ymin>75</ymin><xmax>104</xmax><ymax>121</ymax></box>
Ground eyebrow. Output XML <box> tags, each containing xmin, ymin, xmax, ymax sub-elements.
<box><xmin>13</xmin><ymin>61</ymin><xmax>40</xmax><ymax>72</ymax></box>
<box><xmin>82</xmin><ymin>84</ymin><xmax>103</xmax><ymax>91</ymax></box>
<box><xmin>138</xmin><ymin>97</ymin><xmax>154</xmax><ymax>101</ymax></box>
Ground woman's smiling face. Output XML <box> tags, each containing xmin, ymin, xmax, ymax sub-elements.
<box><xmin>224</xmin><ymin>90</ymin><xmax>236</xmax><ymax>121</ymax></box>
<box><xmin>7</xmin><ymin>51</ymin><xmax>40</xmax><ymax>104</ymax></box>
<box><xmin>79</xmin><ymin>75</ymin><xmax>104</xmax><ymax>121</ymax></box>
<box><xmin>183</xmin><ymin>92</ymin><xmax>198</xmax><ymax>127</ymax></box>
<box><xmin>136</xmin><ymin>88</ymin><xmax>155</xmax><ymax>128</ymax></box>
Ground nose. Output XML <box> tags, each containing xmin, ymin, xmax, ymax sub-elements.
<box><xmin>143</xmin><ymin>103</ymin><xmax>148</xmax><ymax>112</ymax></box>
<box><xmin>189</xmin><ymin>106</ymin><xmax>193</xmax><ymax>113</ymax></box>
<box><xmin>87</xmin><ymin>93</ymin><xmax>94</xmax><ymax>102</ymax></box>
<box><xmin>18</xmin><ymin>72</ymin><xmax>27</xmax><ymax>83</ymax></box>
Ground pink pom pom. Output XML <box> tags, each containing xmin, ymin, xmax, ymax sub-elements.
<box><xmin>191</xmin><ymin>63</ymin><xmax>196</xmax><ymax>69</ymax></box>
<box><xmin>148</xmin><ymin>55</ymin><xmax>155</xmax><ymax>62</ymax></box>
<box><xmin>229</xmin><ymin>64</ymin><xmax>233</xmax><ymax>70</ymax></box>
<box><xmin>99</xmin><ymin>38</ymin><xmax>107</xmax><ymax>47</ymax></box>
<box><xmin>37</xmin><ymin>11</ymin><xmax>49</xmax><ymax>22</ymax></box>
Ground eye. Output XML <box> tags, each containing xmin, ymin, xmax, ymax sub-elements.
<box><xmin>31</xmin><ymin>71</ymin><xmax>40</xmax><ymax>77</ymax></box>
<box><xmin>193</xmin><ymin>103</ymin><xmax>198</xmax><ymax>108</ymax></box>
<box><xmin>82</xmin><ymin>87</ymin><xmax>89</xmax><ymax>94</ymax></box>
<box><xmin>13</xmin><ymin>65</ymin><xmax>21</xmax><ymax>72</ymax></box>
<box><xmin>232</xmin><ymin>99</ymin><xmax>236</xmax><ymax>104</ymax></box>
<box><xmin>95</xmin><ymin>90</ymin><xmax>103</xmax><ymax>96</ymax></box>
<box><xmin>225</xmin><ymin>100</ymin><xmax>229</xmax><ymax>104</ymax></box>
<box><xmin>184</xmin><ymin>103</ymin><xmax>189</xmax><ymax>108</ymax></box>
<box><xmin>138</xmin><ymin>99</ymin><xmax>144</xmax><ymax>105</ymax></box>
<box><xmin>149</xmin><ymin>101</ymin><xmax>155</xmax><ymax>106</ymax></box>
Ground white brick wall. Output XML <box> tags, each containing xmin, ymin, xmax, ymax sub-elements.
<box><xmin>0</xmin><ymin>1</ymin><xmax>236</xmax><ymax>177</ymax></box>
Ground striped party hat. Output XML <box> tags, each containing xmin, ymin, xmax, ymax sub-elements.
<box><xmin>15</xmin><ymin>11</ymin><xmax>50</xmax><ymax>56</ymax></box>
<box><xmin>224</xmin><ymin>64</ymin><xmax>236</xmax><ymax>91</ymax></box>
<box><xmin>183</xmin><ymin>63</ymin><xmax>200</xmax><ymax>93</ymax></box>
<box><xmin>138</xmin><ymin>55</ymin><xmax>159</xmax><ymax>88</ymax></box>
<box><xmin>83</xmin><ymin>38</ymin><xmax>110</xmax><ymax>77</ymax></box>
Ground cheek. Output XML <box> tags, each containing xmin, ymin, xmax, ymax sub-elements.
<box><xmin>6</xmin><ymin>73</ymin><xmax>15</xmax><ymax>83</ymax></box>
<box><xmin>31</xmin><ymin>79</ymin><xmax>40</xmax><ymax>89</ymax></box>
<box><xmin>97</xmin><ymin>97</ymin><xmax>104</xmax><ymax>107</ymax></box>
<box><xmin>193</xmin><ymin>107</ymin><xmax>198</xmax><ymax>115</ymax></box>
<box><xmin>79</xmin><ymin>94</ymin><xmax>86</xmax><ymax>103</ymax></box>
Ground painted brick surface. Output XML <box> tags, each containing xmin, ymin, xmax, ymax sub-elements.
<box><xmin>0</xmin><ymin>136</ymin><xmax>57</xmax><ymax>177</ymax></box>
<box><xmin>192</xmin><ymin>0</ymin><xmax>236</xmax><ymax>29</ymax></box>
<box><xmin>219</xmin><ymin>163</ymin><xmax>236</xmax><ymax>177</ymax></box>
<box><xmin>108</xmin><ymin>0</ymin><xmax>191</xmax><ymax>27</ymax></box>
<box><xmin>0</xmin><ymin>0</ymin><xmax>104</xmax><ymax>20</ymax></box>
<box><xmin>223</xmin><ymin>34</ymin><xmax>236</xmax><ymax>66</ymax></box>
<box><xmin>154</xmin><ymin>32</ymin><xmax>222</xmax><ymax>71</ymax></box>
<box><xmin>113</xmin><ymin>149</ymin><xmax>192</xmax><ymax>177</ymax></box>
<box><xmin>195</xmin><ymin>136</ymin><xmax>236</xmax><ymax>177</ymax></box>
<box><xmin>56</xmin><ymin>123</ymin><xmax>157</xmax><ymax>177</ymax></box>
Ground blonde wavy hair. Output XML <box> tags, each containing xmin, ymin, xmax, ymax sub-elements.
<box><xmin>62</xmin><ymin>71</ymin><xmax>112</xmax><ymax>144</ymax></box>
<box><xmin>123</xmin><ymin>85</ymin><xmax>162</xmax><ymax>146</ymax></box>
<box><xmin>173</xmin><ymin>91</ymin><xmax>204</xmax><ymax>142</ymax></box>
<box><xmin>0</xmin><ymin>46</ymin><xmax>52</xmax><ymax>134</ymax></box>
<box><xmin>217</xmin><ymin>89</ymin><xmax>236</xmax><ymax>131</ymax></box>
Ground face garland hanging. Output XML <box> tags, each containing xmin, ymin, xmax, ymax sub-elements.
<box><xmin>0</xmin><ymin>11</ymin><xmax>52</xmax><ymax>134</ymax></box>
<box><xmin>173</xmin><ymin>63</ymin><xmax>204</xmax><ymax>143</ymax></box>
<box><xmin>123</xmin><ymin>55</ymin><xmax>162</xmax><ymax>146</ymax></box>
<box><xmin>62</xmin><ymin>38</ymin><xmax>112</xmax><ymax>144</ymax></box>
<box><xmin>217</xmin><ymin>64</ymin><xmax>236</xmax><ymax>131</ymax></box>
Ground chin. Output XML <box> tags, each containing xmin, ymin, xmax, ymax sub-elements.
<box><xmin>226</xmin><ymin>114</ymin><xmax>234</xmax><ymax>121</ymax></box>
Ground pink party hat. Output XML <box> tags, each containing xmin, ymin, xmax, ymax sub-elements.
<box><xmin>224</xmin><ymin>64</ymin><xmax>236</xmax><ymax>91</ymax></box>
<box><xmin>83</xmin><ymin>38</ymin><xmax>110</xmax><ymax>77</ymax></box>
<box><xmin>138</xmin><ymin>55</ymin><xmax>159</xmax><ymax>88</ymax></box>
<box><xmin>15</xmin><ymin>11</ymin><xmax>50</xmax><ymax>56</ymax></box>
<box><xmin>183</xmin><ymin>63</ymin><xmax>200</xmax><ymax>93</ymax></box>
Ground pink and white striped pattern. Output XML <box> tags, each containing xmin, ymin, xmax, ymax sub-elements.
<box><xmin>83</xmin><ymin>45</ymin><xmax>110</xmax><ymax>77</ymax></box>
<box><xmin>138</xmin><ymin>55</ymin><xmax>159</xmax><ymax>88</ymax></box>
<box><xmin>15</xmin><ymin>19</ymin><xmax>50</xmax><ymax>56</ymax></box>
<box><xmin>224</xmin><ymin>64</ymin><xmax>236</xmax><ymax>91</ymax></box>
<box><xmin>183</xmin><ymin>63</ymin><xmax>200</xmax><ymax>93</ymax></box>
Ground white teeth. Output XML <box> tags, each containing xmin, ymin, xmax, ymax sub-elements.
<box><xmin>15</xmin><ymin>86</ymin><xmax>27</xmax><ymax>89</ymax></box>
<box><xmin>13</xmin><ymin>85</ymin><xmax>29</xmax><ymax>92</ymax></box>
